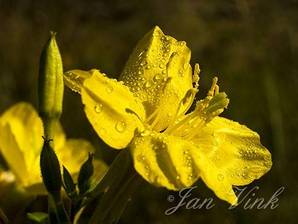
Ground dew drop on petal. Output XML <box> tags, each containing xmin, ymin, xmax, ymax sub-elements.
<box><xmin>217</xmin><ymin>173</ymin><xmax>224</xmax><ymax>181</ymax></box>
<box><xmin>94</xmin><ymin>104</ymin><xmax>103</xmax><ymax>113</ymax></box>
<box><xmin>137</xmin><ymin>154</ymin><xmax>145</xmax><ymax>162</ymax></box>
<box><xmin>145</xmin><ymin>81</ymin><xmax>151</xmax><ymax>88</ymax></box>
<box><xmin>179</xmin><ymin>69</ymin><xmax>184</xmax><ymax>77</ymax></box>
<box><xmin>154</xmin><ymin>74</ymin><xmax>161</xmax><ymax>80</ymax></box>
<box><xmin>115</xmin><ymin>121</ymin><xmax>126</xmax><ymax>133</ymax></box>
<box><xmin>106</xmin><ymin>85</ymin><xmax>113</xmax><ymax>93</ymax></box>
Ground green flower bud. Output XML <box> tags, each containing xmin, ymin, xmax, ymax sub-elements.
<box><xmin>62</xmin><ymin>166</ymin><xmax>76</xmax><ymax>198</ymax></box>
<box><xmin>38</xmin><ymin>32</ymin><xmax>64</xmax><ymax>138</ymax></box>
<box><xmin>78</xmin><ymin>153</ymin><xmax>94</xmax><ymax>195</ymax></box>
<box><xmin>40</xmin><ymin>138</ymin><xmax>62</xmax><ymax>200</ymax></box>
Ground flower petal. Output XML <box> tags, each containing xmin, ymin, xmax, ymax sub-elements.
<box><xmin>57</xmin><ymin>139</ymin><xmax>107</xmax><ymax>180</ymax></box>
<box><xmin>120</xmin><ymin>26</ymin><xmax>194</xmax><ymax>131</ymax></box>
<box><xmin>130</xmin><ymin>131</ymin><xmax>201</xmax><ymax>190</ymax></box>
<box><xmin>192</xmin><ymin>117</ymin><xmax>272</xmax><ymax>204</ymax></box>
<box><xmin>81</xmin><ymin>70</ymin><xmax>146</xmax><ymax>149</ymax></box>
<box><xmin>0</xmin><ymin>102</ymin><xmax>43</xmax><ymax>186</ymax></box>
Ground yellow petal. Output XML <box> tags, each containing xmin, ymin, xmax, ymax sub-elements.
<box><xmin>192</xmin><ymin>117</ymin><xmax>272</xmax><ymax>204</ymax></box>
<box><xmin>56</xmin><ymin>139</ymin><xmax>92</xmax><ymax>174</ymax></box>
<box><xmin>120</xmin><ymin>26</ymin><xmax>195</xmax><ymax>131</ymax></box>
<box><xmin>81</xmin><ymin>70</ymin><xmax>146</xmax><ymax>149</ymax></box>
<box><xmin>64</xmin><ymin>69</ymin><xmax>92</xmax><ymax>94</ymax></box>
<box><xmin>56</xmin><ymin>138</ymin><xmax>107</xmax><ymax>179</ymax></box>
<box><xmin>130</xmin><ymin>131</ymin><xmax>201</xmax><ymax>190</ymax></box>
<box><xmin>0</xmin><ymin>102</ymin><xmax>43</xmax><ymax>186</ymax></box>
<box><xmin>53</xmin><ymin>121</ymin><xmax>66</xmax><ymax>150</ymax></box>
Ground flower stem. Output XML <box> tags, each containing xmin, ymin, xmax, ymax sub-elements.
<box><xmin>88</xmin><ymin>150</ymin><xmax>143</xmax><ymax>224</ymax></box>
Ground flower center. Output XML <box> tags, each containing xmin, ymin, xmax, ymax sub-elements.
<box><xmin>164</xmin><ymin>77</ymin><xmax>229</xmax><ymax>140</ymax></box>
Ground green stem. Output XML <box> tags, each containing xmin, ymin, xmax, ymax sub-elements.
<box><xmin>42</xmin><ymin>117</ymin><xmax>58</xmax><ymax>140</ymax></box>
<box><xmin>87</xmin><ymin>150</ymin><xmax>142</xmax><ymax>224</ymax></box>
<box><xmin>0</xmin><ymin>208</ymin><xmax>9</xmax><ymax>224</ymax></box>
<box><xmin>48</xmin><ymin>195</ymin><xmax>70</xmax><ymax>224</ymax></box>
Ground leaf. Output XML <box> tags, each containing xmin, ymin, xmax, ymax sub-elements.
<box><xmin>27</xmin><ymin>212</ymin><xmax>48</xmax><ymax>223</ymax></box>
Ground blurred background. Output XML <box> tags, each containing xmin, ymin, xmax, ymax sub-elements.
<box><xmin>0</xmin><ymin>0</ymin><xmax>297</xmax><ymax>223</ymax></box>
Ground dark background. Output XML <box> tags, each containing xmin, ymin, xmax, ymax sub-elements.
<box><xmin>0</xmin><ymin>0</ymin><xmax>297</xmax><ymax>223</ymax></box>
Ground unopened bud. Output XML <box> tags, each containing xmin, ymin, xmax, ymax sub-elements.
<box><xmin>78</xmin><ymin>153</ymin><xmax>94</xmax><ymax>195</ymax></box>
<box><xmin>40</xmin><ymin>138</ymin><xmax>62</xmax><ymax>200</ymax></box>
<box><xmin>38</xmin><ymin>32</ymin><xmax>64</xmax><ymax>138</ymax></box>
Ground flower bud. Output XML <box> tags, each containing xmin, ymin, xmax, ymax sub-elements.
<box><xmin>62</xmin><ymin>166</ymin><xmax>76</xmax><ymax>197</ymax></box>
<box><xmin>78</xmin><ymin>153</ymin><xmax>94</xmax><ymax>195</ymax></box>
<box><xmin>38</xmin><ymin>32</ymin><xmax>64</xmax><ymax>130</ymax></box>
<box><xmin>40</xmin><ymin>138</ymin><xmax>62</xmax><ymax>200</ymax></box>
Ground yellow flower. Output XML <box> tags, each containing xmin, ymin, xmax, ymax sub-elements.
<box><xmin>0</xmin><ymin>102</ymin><xmax>107</xmax><ymax>193</ymax></box>
<box><xmin>64</xmin><ymin>26</ymin><xmax>272</xmax><ymax>205</ymax></box>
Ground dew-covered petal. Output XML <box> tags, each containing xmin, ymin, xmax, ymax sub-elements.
<box><xmin>64</xmin><ymin>69</ymin><xmax>92</xmax><ymax>94</ymax></box>
<box><xmin>192</xmin><ymin>117</ymin><xmax>272</xmax><ymax>204</ymax></box>
<box><xmin>130</xmin><ymin>131</ymin><xmax>201</xmax><ymax>190</ymax></box>
<box><xmin>120</xmin><ymin>26</ymin><xmax>194</xmax><ymax>131</ymax></box>
<box><xmin>0</xmin><ymin>102</ymin><xmax>44</xmax><ymax>186</ymax></box>
<box><xmin>81</xmin><ymin>70</ymin><xmax>146</xmax><ymax>149</ymax></box>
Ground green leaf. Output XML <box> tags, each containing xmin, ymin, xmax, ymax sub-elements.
<box><xmin>27</xmin><ymin>212</ymin><xmax>48</xmax><ymax>223</ymax></box>
<box><xmin>78</xmin><ymin>153</ymin><xmax>94</xmax><ymax>195</ymax></box>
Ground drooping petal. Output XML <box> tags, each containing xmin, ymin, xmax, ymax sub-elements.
<box><xmin>64</xmin><ymin>69</ymin><xmax>92</xmax><ymax>94</ymax></box>
<box><xmin>120</xmin><ymin>26</ymin><xmax>195</xmax><ymax>131</ymax></box>
<box><xmin>0</xmin><ymin>103</ymin><xmax>44</xmax><ymax>186</ymax></box>
<box><xmin>130</xmin><ymin>131</ymin><xmax>201</xmax><ymax>191</ymax></box>
<box><xmin>80</xmin><ymin>70</ymin><xmax>146</xmax><ymax>149</ymax></box>
<box><xmin>192</xmin><ymin>117</ymin><xmax>272</xmax><ymax>204</ymax></box>
<box><xmin>56</xmin><ymin>139</ymin><xmax>107</xmax><ymax>180</ymax></box>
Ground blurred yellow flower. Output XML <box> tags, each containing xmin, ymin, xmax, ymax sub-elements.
<box><xmin>64</xmin><ymin>26</ymin><xmax>272</xmax><ymax>205</ymax></box>
<box><xmin>0</xmin><ymin>102</ymin><xmax>106</xmax><ymax>193</ymax></box>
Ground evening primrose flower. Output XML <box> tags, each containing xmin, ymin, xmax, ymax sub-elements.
<box><xmin>64</xmin><ymin>26</ymin><xmax>272</xmax><ymax>205</ymax></box>
<box><xmin>0</xmin><ymin>102</ymin><xmax>106</xmax><ymax>193</ymax></box>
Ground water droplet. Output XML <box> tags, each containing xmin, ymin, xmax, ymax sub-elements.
<box><xmin>94</xmin><ymin>104</ymin><xmax>103</xmax><ymax>113</ymax></box>
<box><xmin>115</xmin><ymin>121</ymin><xmax>126</xmax><ymax>133</ymax></box>
<box><xmin>140</xmin><ymin>61</ymin><xmax>147</xmax><ymax>66</ymax></box>
<box><xmin>180</xmin><ymin>41</ymin><xmax>186</xmax><ymax>46</ymax></box>
<box><xmin>106</xmin><ymin>85</ymin><xmax>113</xmax><ymax>93</ymax></box>
<box><xmin>217</xmin><ymin>173</ymin><xmax>224</xmax><ymax>181</ymax></box>
<box><xmin>154</xmin><ymin>74</ymin><xmax>161</xmax><ymax>81</ymax></box>
<box><xmin>179</xmin><ymin>69</ymin><xmax>184</xmax><ymax>77</ymax></box>
<box><xmin>241</xmin><ymin>172</ymin><xmax>248</xmax><ymax>179</ymax></box>
<box><xmin>145</xmin><ymin>81</ymin><xmax>151</xmax><ymax>88</ymax></box>
<box><xmin>137</xmin><ymin>155</ymin><xmax>145</xmax><ymax>161</ymax></box>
